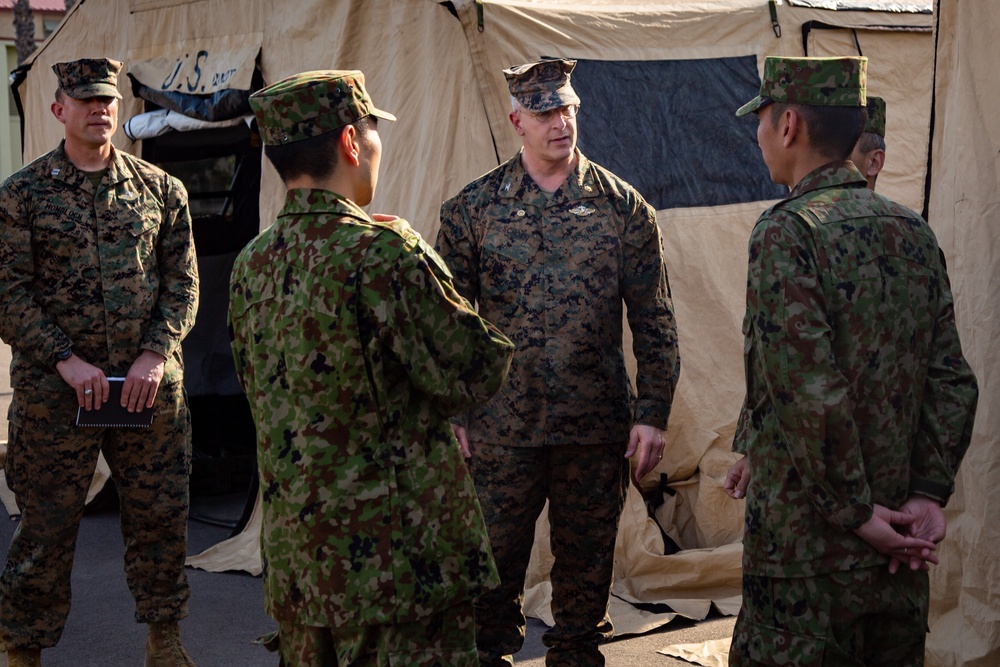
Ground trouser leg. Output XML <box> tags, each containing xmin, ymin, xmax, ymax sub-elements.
<box><xmin>273</xmin><ymin>599</ymin><xmax>479</xmax><ymax>667</ymax></box>
<box><xmin>467</xmin><ymin>444</ymin><xmax>548</xmax><ymax>667</ymax></box>
<box><xmin>730</xmin><ymin>566</ymin><xmax>929</xmax><ymax>667</ymax></box>
<box><xmin>0</xmin><ymin>392</ymin><xmax>100</xmax><ymax>650</ymax></box>
<box><xmin>102</xmin><ymin>382</ymin><xmax>192</xmax><ymax>624</ymax></box>
<box><xmin>543</xmin><ymin>443</ymin><xmax>628</xmax><ymax>667</ymax></box>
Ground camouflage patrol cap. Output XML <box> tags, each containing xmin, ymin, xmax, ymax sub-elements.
<box><xmin>864</xmin><ymin>96</ymin><xmax>886</xmax><ymax>137</ymax></box>
<box><xmin>504</xmin><ymin>58</ymin><xmax>582</xmax><ymax>113</ymax></box>
<box><xmin>52</xmin><ymin>58</ymin><xmax>123</xmax><ymax>100</ymax></box>
<box><xmin>736</xmin><ymin>56</ymin><xmax>867</xmax><ymax>117</ymax></box>
<box><xmin>250</xmin><ymin>70</ymin><xmax>396</xmax><ymax>147</ymax></box>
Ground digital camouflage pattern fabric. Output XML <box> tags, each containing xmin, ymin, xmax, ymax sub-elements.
<box><xmin>53</xmin><ymin>57</ymin><xmax>123</xmax><ymax>99</ymax></box>
<box><xmin>733</xmin><ymin>161</ymin><xmax>978</xmax><ymax>579</ymax></box>
<box><xmin>865</xmin><ymin>95</ymin><xmax>886</xmax><ymax>137</ymax></box>
<box><xmin>437</xmin><ymin>149</ymin><xmax>678</xmax><ymax>665</ymax></box>
<box><xmin>228</xmin><ymin>188</ymin><xmax>513</xmax><ymax>628</ymax></box>
<box><xmin>736</xmin><ymin>56</ymin><xmax>867</xmax><ymax>117</ymax></box>
<box><xmin>503</xmin><ymin>58</ymin><xmax>582</xmax><ymax>113</ymax></box>
<box><xmin>1</xmin><ymin>385</ymin><xmax>192</xmax><ymax>649</ymax></box>
<box><xmin>436</xmin><ymin>150</ymin><xmax>679</xmax><ymax>446</ymax></box>
<box><xmin>0</xmin><ymin>142</ymin><xmax>198</xmax><ymax>651</ymax></box>
<box><xmin>468</xmin><ymin>442</ymin><xmax>628</xmax><ymax>667</ymax></box>
<box><xmin>0</xmin><ymin>142</ymin><xmax>199</xmax><ymax>391</ymax></box>
<box><xmin>250</xmin><ymin>70</ymin><xmax>396</xmax><ymax>146</ymax></box>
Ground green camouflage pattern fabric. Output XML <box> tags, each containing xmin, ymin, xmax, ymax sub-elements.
<box><xmin>228</xmin><ymin>188</ymin><xmax>514</xmax><ymax>628</ymax></box>
<box><xmin>52</xmin><ymin>57</ymin><xmax>123</xmax><ymax>99</ymax></box>
<box><xmin>864</xmin><ymin>95</ymin><xmax>886</xmax><ymax>137</ymax></box>
<box><xmin>262</xmin><ymin>600</ymin><xmax>478</xmax><ymax>666</ymax></box>
<box><xmin>250</xmin><ymin>70</ymin><xmax>396</xmax><ymax>146</ymax></box>
<box><xmin>436</xmin><ymin>150</ymin><xmax>679</xmax><ymax>446</ymax></box>
<box><xmin>0</xmin><ymin>381</ymin><xmax>193</xmax><ymax>650</ymax></box>
<box><xmin>733</xmin><ymin>162</ymin><xmax>978</xmax><ymax>578</ymax></box>
<box><xmin>503</xmin><ymin>58</ymin><xmax>582</xmax><ymax>113</ymax></box>
<box><xmin>730</xmin><ymin>567</ymin><xmax>929</xmax><ymax>666</ymax></box>
<box><xmin>0</xmin><ymin>141</ymin><xmax>197</xmax><ymax>651</ymax></box>
<box><xmin>0</xmin><ymin>142</ymin><xmax>200</xmax><ymax>391</ymax></box>
<box><xmin>736</xmin><ymin>56</ymin><xmax>867</xmax><ymax>117</ymax></box>
<box><xmin>468</xmin><ymin>443</ymin><xmax>627</xmax><ymax>667</ymax></box>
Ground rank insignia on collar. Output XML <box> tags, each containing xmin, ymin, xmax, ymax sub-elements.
<box><xmin>502</xmin><ymin>182</ymin><xmax>512</xmax><ymax>194</ymax></box>
<box><xmin>570</xmin><ymin>205</ymin><xmax>595</xmax><ymax>217</ymax></box>
<box><xmin>51</xmin><ymin>168</ymin><xmax>61</xmax><ymax>176</ymax></box>
<box><xmin>119</xmin><ymin>190</ymin><xmax>139</xmax><ymax>202</ymax></box>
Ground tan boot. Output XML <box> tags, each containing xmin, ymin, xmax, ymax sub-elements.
<box><xmin>145</xmin><ymin>622</ymin><xmax>196</xmax><ymax>667</ymax></box>
<box><xmin>6</xmin><ymin>647</ymin><xmax>41</xmax><ymax>667</ymax></box>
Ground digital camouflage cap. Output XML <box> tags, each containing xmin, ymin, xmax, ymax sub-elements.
<box><xmin>53</xmin><ymin>58</ymin><xmax>123</xmax><ymax>100</ymax></box>
<box><xmin>864</xmin><ymin>95</ymin><xmax>886</xmax><ymax>137</ymax></box>
<box><xmin>250</xmin><ymin>70</ymin><xmax>397</xmax><ymax>146</ymax></box>
<box><xmin>736</xmin><ymin>56</ymin><xmax>867</xmax><ymax>117</ymax></box>
<box><xmin>504</xmin><ymin>58</ymin><xmax>582</xmax><ymax>113</ymax></box>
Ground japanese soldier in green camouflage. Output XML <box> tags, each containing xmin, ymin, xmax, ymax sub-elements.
<box><xmin>436</xmin><ymin>58</ymin><xmax>680</xmax><ymax>667</ymax></box>
<box><xmin>0</xmin><ymin>58</ymin><xmax>200</xmax><ymax>666</ymax></box>
<box><xmin>229</xmin><ymin>69</ymin><xmax>514</xmax><ymax>666</ymax></box>
<box><xmin>728</xmin><ymin>56</ymin><xmax>978</xmax><ymax>666</ymax></box>
<box><xmin>725</xmin><ymin>94</ymin><xmax>890</xmax><ymax>496</ymax></box>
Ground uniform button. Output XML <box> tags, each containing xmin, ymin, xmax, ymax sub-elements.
<box><xmin>516</xmin><ymin>210</ymin><xmax>526</xmax><ymax>217</ymax></box>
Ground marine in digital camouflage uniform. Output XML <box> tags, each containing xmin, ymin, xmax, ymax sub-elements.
<box><xmin>0</xmin><ymin>58</ymin><xmax>199</xmax><ymax>666</ymax></box>
<box><xmin>850</xmin><ymin>95</ymin><xmax>887</xmax><ymax>190</ymax></box>
<box><xmin>229</xmin><ymin>70</ymin><xmax>514</xmax><ymax>667</ymax></box>
<box><xmin>728</xmin><ymin>56</ymin><xmax>978</xmax><ymax>667</ymax></box>
<box><xmin>436</xmin><ymin>58</ymin><xmax>679</xmax><ymax>667</ymax></box>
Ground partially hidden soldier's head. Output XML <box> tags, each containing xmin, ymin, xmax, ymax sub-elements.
<box><xmin>737</xmin><ymin>56</ymin><xmax>868</xmax><ymax>162</ymax></box>
<box><xmin>504</xmin><ymin>58</ymin><xmax>582</xmax><ymax>161</ymax></box>
<box><xmin>852</xmin><ymin>95</ymin><xmax>887</xmax><ymax>190</ymax></box>
<box><xmin>52</xmin><ymin>58</ymin><xmax>123</xmax><ymax>101</ymax></box>
<box><xmin>250</xmin><ymin>70</ymin><xmax>396</xmax><ymax>195</ymax></box>
<box><xmin>863</xmin><ymin>95</ymin><xmax>886</xmax><ymax>138</ymax></box>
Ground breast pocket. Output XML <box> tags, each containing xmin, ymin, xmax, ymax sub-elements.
<box><xmin>479</xmin><ymin>225</ymin><xmax>541</xmax><ymax>307</ymax></box>
<box><xmin>105</xmin><ymin>192</ymin><xmax>162</xmax><ymax>275</ymax></box>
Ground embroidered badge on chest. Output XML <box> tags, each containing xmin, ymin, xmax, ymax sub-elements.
<box><xmin>119</xmin><ymin>189</ymin><xmax>139</xmax><ymax>202</ymax></box>
<box><xmin>569</xmin><ymin>205</ymin><xmax>596</xmax><ymax>217</ymax></box>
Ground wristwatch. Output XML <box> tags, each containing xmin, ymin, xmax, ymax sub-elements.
<box><xmin>52</xmin><ymin>346</ymin><xmax>73</xmax><ymax>367</ymax></box>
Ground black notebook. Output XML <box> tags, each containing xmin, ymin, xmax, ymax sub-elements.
<box><xmin>75</xmin><ymin>378</ymin><xmax>154</xmax><ymax>428</ymax></box>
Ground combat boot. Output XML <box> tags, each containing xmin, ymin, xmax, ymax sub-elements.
<box><xmin>145</xmin><ymin>622</ymin><xmax>196</xmax><ymax>667</ymax></box>
<box><xmin>6</xmin><ymin>647</ymin><xmax>41</xmax><ymax>666</ymax></box>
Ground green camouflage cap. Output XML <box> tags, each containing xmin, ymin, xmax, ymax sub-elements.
<box><xmin>52</xmin><ymin>58</ymin><xmax>123</xmax><ymax>100</ymax></box>
<box><xmin>864</xmin><ymin>95</ymin><xmax>886</xmax><ymax>137</ymax></box>
<box><xmin>736</xmin><ymin>56</ymin><xmax>867</xmax><ymax>117</ymax></box>
<box><xmin>250</xmin><ymin>70</ymin><xmax>396</xmax><ymax>146</ymax></box>
<box><xmin>504</xmin><ymin>58</ymin><xmax>582</xmax><ymax>113</ymax></box>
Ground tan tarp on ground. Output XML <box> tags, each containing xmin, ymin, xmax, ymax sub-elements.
<box><xmin>8</xmin><ymin>0</ymin><xmax>997</xmax><ymax>661</ymax></box>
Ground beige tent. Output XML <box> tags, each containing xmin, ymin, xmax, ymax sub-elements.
<box><xmin>4</xmin><ymin>0</ymin><xmax>996</xmax><ymax>664</ymax></box>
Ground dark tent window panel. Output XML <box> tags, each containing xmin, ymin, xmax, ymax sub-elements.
<box><xmin>570</xmin><ymin>56</ymin><xmax>787</xmax><ymax>210</ymax></box>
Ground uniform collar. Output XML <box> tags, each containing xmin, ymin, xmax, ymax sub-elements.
<box><xmin>786</xmin><ymin>160</ymin><xmax>868</xmax><ymax>201</ymax></box>
<box><xmin>47</xmin><ymin>141</ymin><xmax>135</xmax><ymax>191</ymax></box>
<box><xmin>496</xmin><ymin>149</ymin><xmax>602</xmax><ymax>204</ymax></box>
<box><xmin>279</xmin><ymin>188</ymin><xmax>372</xmax><ymax>223</ymax></box>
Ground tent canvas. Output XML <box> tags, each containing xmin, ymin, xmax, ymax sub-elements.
<box><xmin>5</xmin><ymin>0</ymin><xmax>996</xmax><ymax>664</ymax></box>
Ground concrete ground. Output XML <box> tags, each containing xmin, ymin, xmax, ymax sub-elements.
<box><xmin>0</xmin><ymin>488</ymin><xmax>735</xmax><ymax>666</ymax></box>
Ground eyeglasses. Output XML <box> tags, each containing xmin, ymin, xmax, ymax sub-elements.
<box><xmin>521</xmin><ymin>104</ymin><xmax>580</xmax><ymax>123</ymax></box>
